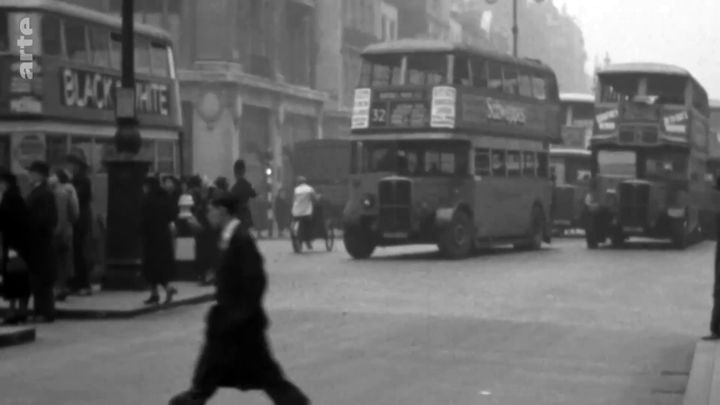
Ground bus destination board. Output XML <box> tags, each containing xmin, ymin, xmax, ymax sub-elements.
<box><xmin>368</xmin><ymin>90</ymin><xmax>429</xmax><ymax>128</ymax></box>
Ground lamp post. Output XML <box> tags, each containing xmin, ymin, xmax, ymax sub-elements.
<box><xmin>101</xmin><ymin>0</ymin><xmax>152</xmax><ymax>290</ymax></box>
<box><xmin>486</xmin><ymin>0</ymin><xmax>544</xmax><ymax>57</ymax></box>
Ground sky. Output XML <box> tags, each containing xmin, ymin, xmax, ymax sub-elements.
<box><xmin>554</xmin><ymin>0</ymin><xmax>720</xmax><ymax>99</ymax></box>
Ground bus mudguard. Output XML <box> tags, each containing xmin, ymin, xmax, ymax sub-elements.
<box><xmin>435</xmin><ymin>204</ymin><xmax>472</xmax><ymax>228</ymax></box>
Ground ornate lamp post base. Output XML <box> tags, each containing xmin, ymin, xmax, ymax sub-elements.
<box><xmin>101</xmin><ymin>157</ymin><xmax>151</xmax><ymax>290</ymax></box>
<box><xmin>101</xmin><ymin>118</ymin><xmax>151</xmax><ymax>291</ymax></box>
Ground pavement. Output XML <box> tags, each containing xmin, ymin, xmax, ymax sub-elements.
<box><xmin>0</xmin><ymin>326</ymin><xmax>35</xmax><ymax>348</ymax></box>
<box><xmin>0</xmin><ymin>282</ymin><xmax>214</xmax><ymax>320</ymax></box>
<box><xmin>0</xmin><ymin>237</ymin><xmax>714</xmax><ymax>404</ymax></box>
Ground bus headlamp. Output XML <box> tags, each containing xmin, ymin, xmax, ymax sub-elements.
<box><xmin>362</xmin><ymin>194</ymin><xmax>375</xmax><ymax>209</ymax></box>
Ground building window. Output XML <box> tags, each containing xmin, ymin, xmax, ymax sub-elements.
<box><xmin>502</xmin><ymin>67</ymin><xmax>518</xmax><ymax>95</ymax></box>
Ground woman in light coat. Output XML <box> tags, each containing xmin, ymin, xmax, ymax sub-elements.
<box><xmin>50</xmin><ymin>169</ymin><xmax>79</xmax><ymax>301</ymax></box>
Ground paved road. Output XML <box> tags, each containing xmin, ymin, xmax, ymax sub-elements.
<box><xmin>0</xmin><ymin>238</ymin><xmax>713</xmax><ymax>405</ymax></box>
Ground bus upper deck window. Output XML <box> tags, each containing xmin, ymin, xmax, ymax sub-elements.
<box><xmin>472</xmin><ymin>57</ymin><xmax>488</xmax><ymax>88</ymax></box>
<box><xmin>453</xmin><ymin>55</ymin><xmax>471</xmax><ymax>86</ymax></box>
<box><xmin>109</xmin><ymin>32</ymin><xmax>121</xmax><ymax>69</ymax></box>
<box><xmin>150</xmin><ymin>42</ymin><xmax>169</xmax><ymax>77</ymax></box>
<box><xmin>89</xmin><ymin>27</ymin><xmax>110</xmax><ymax>67</ymax></box>
<box><xmin>502</xmin><ymin>67</ymin><xmax>518</xmax><ymax>95</ymax></box>
<box><xmin>487</xmin><ymin>62</ymin><xmax>503</xmax><ymax>92</ymax></box>
<box><xmin>0</xmin><ymin>12</ymin><xmax>8</xmax><ymax>52</ymax></box>
<box><xmin>64</xmin><ymin>20</ymin><xmax>89</xmax><ymax>63</ymax></box>
<box><xmin>518</xmin><ymin>71</ymin><xmax>532</xmax><ymax>98</ymax></box>
<box><xmin>531</xmin><ymin>76</ymin><xmax>547</xmax><ymax>100</ymax></box>
<box><xmin>40</xmin><ymin>15</ymin><xmax>61</xmax><ymax>55</ymax></box>
<box><xmin>406</xmin><ymin>53</ymin><xmax>447</xmax><ymax>85</ymax></box>
<box><xmin>134</xmin><ymin>37</ymin><xmax>151</xmax><ymax>75</ymax></box>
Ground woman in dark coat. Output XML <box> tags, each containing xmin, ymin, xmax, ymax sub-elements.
<box><xmin>162</xmin><ymin>175</ymin><xmax>182</xmax><ymax>220</ymax></box>
<box><xmin>141</xmin><ymin>176</ymin><xmax>177</xmax><ymax>305</ymax></box>
<box><xmin>0</xmin><ymin>170</ymin><xmax>32</xmax><ymax>324</ymax></box>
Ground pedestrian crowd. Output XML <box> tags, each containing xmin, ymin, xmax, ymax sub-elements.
<box><xmin>0</xmin><ymin>155</ymin><xmax>303</xmax><ymax>322</ymax></box>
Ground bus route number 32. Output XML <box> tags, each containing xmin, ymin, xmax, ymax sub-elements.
<box><xmin>371</xmin><ymin>107</ymin><xmax>387</xmax><ymax>124</ymax></box>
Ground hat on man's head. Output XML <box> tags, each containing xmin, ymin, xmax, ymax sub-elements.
<box><xmin>27</xmin><ymin>160</ymin><xmax>50</xmax><ymax>177</ymax></box>
<box><xmin>233</xmin><ymin>159</ymin><xmax>246</xmax><ymax>173</ymax></box>
<box><xmin>66</xmin><ymin>150</ymin><xmax>88</xmax><ymax>168</ymax></box>
<box><xmin>210</xmin><ymin>192</ymin><xmax>239</xmax><ymax>216</ymax></box>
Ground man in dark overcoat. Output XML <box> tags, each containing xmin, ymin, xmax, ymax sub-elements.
<box><xmin>169</xmin><ymin>193</ymin><xmax>310</xmax><ymax>405</ymax></box>
<box><xmin>230</xmin><ymin>159</ymin><xmax>257</xmax><ymax>229</ymax></box>
<box><xmin>67</xmin><ymin>154</ymin><xmax>93</xmax><ymax>296</ymax></box>
<box><xmin>26</xmin><ymin>160</ymin><xmax>58</xmax><ymax>322</ymax></box>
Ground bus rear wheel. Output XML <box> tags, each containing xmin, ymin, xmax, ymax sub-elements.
<box><xmin>344</xmin><ymin>226</ymin><xmax>376</xmax><ymax>259</ymax></box>
<box><xmin>671</xmin><ymin>213</ymin><xmax>689</xmax><ymax>250</ymax></box>
<box><xmin>514</xmin><ymin>206</ymin><xmax>545</xmax><ymax>251</ymax></box>
<box><xmin>438</xmin><ymin>211</ymin><xmax>473</xmax><ymax>259</ymax></box>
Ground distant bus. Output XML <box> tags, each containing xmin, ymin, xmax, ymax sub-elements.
<box><xmin>343</xmin><ymin>39</ymin><xmax>561</xmax><ymax>259</ymax></box>
<box><xmin>293</xmin><ymin>138</ymin><xmax>351</xmax><ymax>226</ymax></box>
<box><xmin>549</xmin><ymin>147</ymin><xmax>591</xmax><ymax>234</ymax></box>
<box><xmin>549</xmin><ymin>93</ymin><xmax>594</xmax><ymax>234</ymax></box>
<box><xmin>585</xmin><ymin>62</ymin><xmax>712</xmax><ymax>249</ymax></box>
<box><xmin>558</xmin><ymin>92</ymin><xmax>594</xmax><ymax>148</ymax></box>
<box><xmin>0</xmin><ymin>0</ymin><xmax>182</xmax><ymax>219</ymax></box>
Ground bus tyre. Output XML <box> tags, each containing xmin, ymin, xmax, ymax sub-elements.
<box><xmin>515</xmin><ymin>206</ymin><xmax>545</xmax><ymax>251</ymax></box>
<box><xmin>671</xmin><ymin>214</ymin><xmax>689</xmax><ymax>250</ymax></box>
<box><xmin>438</xmin><ymin>211</ymin><xmax>473</xmax><ymax>259</ymax></box>
<box><xmin>344</xmin><ymin>226</ymin><xmax>376</xmax><ymax>259</ymax></box>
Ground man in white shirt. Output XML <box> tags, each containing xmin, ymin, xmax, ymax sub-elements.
<box><xmin>292</xmin><ymin>176</ymin><xmax>316</xmax><ymax>250</ymax></box>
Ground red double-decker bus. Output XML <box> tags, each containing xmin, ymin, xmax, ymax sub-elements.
<box><xmin>342</xmin><ymin>39</ymin><xmax>561</xmax><ymax>259</ymax></box>
<box><xmin>585</xmin><ymin>63</ymin><xmax>713</xmax><ymax>248</ymax></box>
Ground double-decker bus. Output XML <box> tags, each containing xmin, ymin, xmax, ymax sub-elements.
<box><xmin>0</xmin><ymin>0</ymin><xmax>182</xmax><ymax>219</ymax></box>
<box><xmin>343</xmin><ymin>39</ymin><xmax>561</xmax><ymax>259</ymax></box>
<box><xmin>550</xmin><ymin>93</ymin><xmax>593</xmax><ymax>234</ymax></box>
<box><xmin>585</xmin><ymin>63</ymin><xmax>712</xmax><ymax>249</ymax></box>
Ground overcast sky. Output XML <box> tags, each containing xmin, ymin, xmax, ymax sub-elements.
<box><xmin>555</xmin><ymin>0</ymin><xmax>720</xmax><ymax>99</ymax></box>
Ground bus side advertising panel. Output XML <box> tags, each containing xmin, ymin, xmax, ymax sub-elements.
<box><xmin>352</xmin><ymin>86</ymin><xmax>561</xmax><ymax>143</ymax></box>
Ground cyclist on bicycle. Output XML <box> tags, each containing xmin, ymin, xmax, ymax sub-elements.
<box><xmin>292</xmin><ymin>176</ymin><xmax>317</xmax><ymax>250</ymax></box>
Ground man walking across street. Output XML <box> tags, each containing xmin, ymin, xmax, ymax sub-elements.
<box><xmin>169</xmin><ymin>193</ymin><xmax>310</xmax><ymax>405</ymax></box>
<box><xmin>230</xmin><ymin>159</ymin><xmax>257</xmax><ymax>229</ymax></box>
<box><xmin>26</xmin><ymin>161</ymin><xmax>58</xmax><ymax>322</ymax></box>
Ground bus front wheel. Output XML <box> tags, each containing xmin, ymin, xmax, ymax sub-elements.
<box><xmin>344</xmin><ymin>226</ymin><xmax>376</xmax><ymax>259</ymax></box>
<box><xmin>438</xmin><ymin>211</ymin><xmax>474</xmax><ymax>259</ymax></box>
